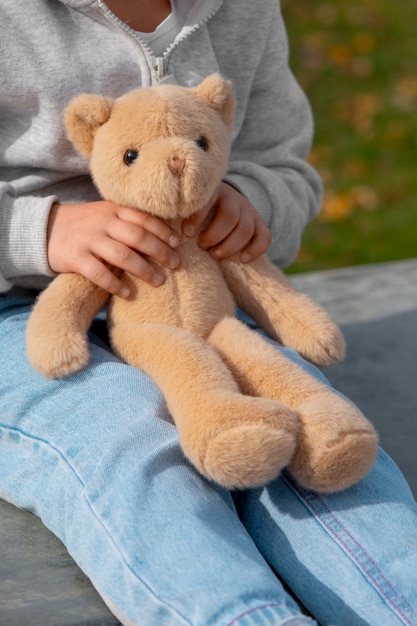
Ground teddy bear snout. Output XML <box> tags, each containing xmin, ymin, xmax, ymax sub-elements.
<box><xmin>167</xmin><ymin>155</ymin><xmax>186</xmax><ymax>176</ymax></box>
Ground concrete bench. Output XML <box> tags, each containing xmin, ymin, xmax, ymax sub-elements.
<box><xmin>1</xmin><ymin>258</ymin><xmax>417</xmax><ymax>625</ymax></box>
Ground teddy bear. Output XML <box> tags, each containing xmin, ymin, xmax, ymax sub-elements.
<box><xmin>26</xmin><ymin>74</ymin><xmax>378</xmax><ymax>492</ymax></box>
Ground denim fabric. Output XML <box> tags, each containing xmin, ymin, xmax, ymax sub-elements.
<box><xmin>1</xmin><ymin>295</ymin><xmax>416</xmax><ymax>626</ymax></box>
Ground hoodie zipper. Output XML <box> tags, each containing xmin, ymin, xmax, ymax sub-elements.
<box><xmin>97</xmin><ymin>1</ymin><xmax>222</xmax><ymax>84</ymax></box>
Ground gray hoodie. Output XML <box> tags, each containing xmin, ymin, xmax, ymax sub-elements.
<box><xmin>0</xmin><ymin>0</ymin><xmax>322</xmax><ymax>293</ymax></box>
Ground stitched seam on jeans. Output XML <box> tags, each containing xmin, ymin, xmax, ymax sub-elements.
<box><xmin>0</xmin><ymin>424</ymin><xmax>192</xmax><ymax>625</ymax></box>
<box><xmin>227</xmin><ymin>602</ymin><xmax>308</xmax><ymax>625</ymax></box>
<box><xmin>283</xmin><ymin>474</ymin><xmax>417</xmax><ymax>626</ymax></box>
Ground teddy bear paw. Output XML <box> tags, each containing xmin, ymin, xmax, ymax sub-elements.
<box><xmin>288</xmin><ymin>425</ymin><xmax>379</xmax><ymax>493</ymax></box>
<box><xmin>281</xmin><ymin>316</ymin><xmax>346</xmax><ymax>367</ymax></box>
<box><xmin>27</xmin><ymin>332</ymin><xmax>90</xmax><ymax>379</ymax></box>
<box><xmin>201</xmin><ymin>422</ymin><xmax>298</xmax><ymax>489</ymax></box>
<box><xmin>300</xmin><ymin>323</ymin><xmax>346</xmax><ymax>366</ymax></box>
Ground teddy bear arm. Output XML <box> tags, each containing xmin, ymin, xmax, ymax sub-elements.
<box><xmin>26</xmin><ymin>273</ymin><xmax>110</xmax><ymax>378</ymax></box>
<box><xmin>220</xmin><ymin>255</ymin><xmax>346</xmax><ymax>366</ymax></box>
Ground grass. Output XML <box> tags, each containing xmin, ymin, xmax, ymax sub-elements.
<box><xmin>281</xmin><ymin>0</ymin><xmax>417</xmax><ymax>273</ymax></box>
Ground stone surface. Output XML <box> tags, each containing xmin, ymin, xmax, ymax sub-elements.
<box><xmin>1</xmin><ymin>258</ymin><xmax>416</xmax><ymax>624</ymax></box>
<box><xmin>0</xmin><ymin>498</ymin><xmax>120</xmax><ymax>625</ymax></box>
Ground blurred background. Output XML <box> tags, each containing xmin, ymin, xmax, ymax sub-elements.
<box><xmin>281</xmin><ymin>0</ymin><xmax>417</xmax><ymax>274</ymax></box>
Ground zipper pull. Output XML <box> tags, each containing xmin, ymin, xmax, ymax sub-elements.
<box><xmin>151</xmin><ymin>56</ymin><xmax>177</xmax><ymax>84</ymax></box>
<box><xmin>152</xmin><ymin>57</ymin><xmax>165</xmax><ymax>82</ymax></box>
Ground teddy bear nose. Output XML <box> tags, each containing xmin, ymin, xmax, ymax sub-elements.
<box><xmin>167</xmin><ymin>155</ymin><xmax>186</xmax><ymax>176</ymax></box>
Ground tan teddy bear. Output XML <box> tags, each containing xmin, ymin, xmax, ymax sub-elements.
<box><xmin>26</xmin><ymin>74</ymin><xmax>378</xmax><ymax>492</ymax></box>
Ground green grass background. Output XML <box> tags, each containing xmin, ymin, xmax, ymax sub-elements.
<box><xmin>281</xmin><ymin>0</ymin><xmax>417</xmax><ymax>273</ymax></box>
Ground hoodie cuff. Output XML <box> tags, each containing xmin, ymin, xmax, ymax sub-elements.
<box><xmin>0</xmin><ymin>193</ymin><xmax>57</xmax><ymax>280</ymax></box>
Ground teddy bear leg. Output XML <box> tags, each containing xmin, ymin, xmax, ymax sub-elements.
<box><xmin>26</xmin><ymin>273</ymin><xmax>110</xmax><ymax>378</ymax></box>
<box><xmin>110</xmin><ymin>322</ymin><xmax>300</xmax><ymax>489</ymax></box>
<box><xmin>208</xmin><ymin>317</ymin><xmax>378</xmax><ymax>493</ymax></box>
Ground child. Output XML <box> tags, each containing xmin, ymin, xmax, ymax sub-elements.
<box><xmin>1</xmin><ymin>1</ymin><xmax>416</xmax><ymax>624</ymax></box>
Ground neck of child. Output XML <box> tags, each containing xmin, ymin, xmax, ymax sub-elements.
<box><xmin>104</xmin><ymin>0</ymin><xmax>171</xmax><ymax>33</ymax></box>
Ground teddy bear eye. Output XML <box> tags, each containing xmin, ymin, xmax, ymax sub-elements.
<box><xmin>123</xmin><ymin>149</ymin><xmax>139</xmax><ymax>166</ymax></box>
<box><xmin>195</xmin><ymin>136</ymin><xmax>209</xmax><ymax>151</ymax></box>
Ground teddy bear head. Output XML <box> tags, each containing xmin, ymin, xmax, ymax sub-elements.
<box><xmin>64</xmin><ymin>74</ymin><xmax>236</xmax><ymax>219</ymax></box>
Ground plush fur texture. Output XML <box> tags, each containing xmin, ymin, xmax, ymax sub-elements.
<box><xmin>26</xmin><ymin>75</ymin><xmax>378</xmax><ymax>491</ymax></box>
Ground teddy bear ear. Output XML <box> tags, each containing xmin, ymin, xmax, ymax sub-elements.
<box><xmin>64</xmin><ymin>94</ymin><xmax>114</xmax><ymax>157</ymax></box>
<box><xmin>194</xmin><ymin>74</ymin><xmax>236</xmax><ymax>129</ymax></box>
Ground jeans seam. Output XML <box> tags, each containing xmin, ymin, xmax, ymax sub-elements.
<box><xmin>227</xmin><ymin>603</ymin><xmax>313</xmax><ymax>625</ymax></box>
<box><xmin>0</xmin><ymin>423</ymin><xmax>193</xmax><ymax>625</ymax></box>
<box><xmin>283</xmin><ymin>473</ymin><xmax>417</xmax><ymax>626</ymax></box>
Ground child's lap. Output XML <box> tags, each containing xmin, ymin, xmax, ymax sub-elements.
<box><xmin>0</xmin><ymin>295</ymin><xmax>330</xmax><ymax>431</ymax></box>
<box><xmin>0</xmin><ymin>293</ymin><xmax>372</xmax><ymax>495</ymax></box>
<box><xmin>2</xmin><ymin>294</ymin><xmax>417</xmax><ymax>626</ymax></box>
<box><xmin>0</xmin><ymin>294</ymin><xmax>172</xmax><ymax>452</ymax></box>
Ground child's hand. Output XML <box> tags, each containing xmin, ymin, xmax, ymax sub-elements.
<box><xmin>182</xmin><ymin>182</ymin><xmax>271</xmax><ymax>262</ymax></box>
<box><xmin>47</xmin><ymin>201</ymin><xmax>180</xmax><ymax>297</ymax></box>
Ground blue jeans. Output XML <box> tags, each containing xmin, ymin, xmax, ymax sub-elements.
<box><xmin>1</xmin><ymin>295</ymin><xmax>416</xmax><ymax>626</ymax></box>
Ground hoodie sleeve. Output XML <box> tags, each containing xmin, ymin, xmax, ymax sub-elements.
<box><xmin>224</xmin><ymin>2</ymin><xmax>323</xmax><ymax>268</ymax></box>
<box><xmin>0</xmin><ymin>184</ymin><xmax>57</xmax><ymax>290</ymax></box>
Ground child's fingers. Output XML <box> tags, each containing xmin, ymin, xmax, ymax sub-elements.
<box><xmin>74</xmin><ymin>249</ymin><xmax>167</xmax><ymax>297</ymax></box>
<box><xmin>106</xmin><ymin>222</ymin><xmax>180</xmax><ymax>270</ymax></box>
<box><xmin>72</xmin><ymin>255</ymin><xmax>132</xmax><ymax>297</ymax></box>
<box><xmin>94</xmin><ymin>236</ymin><xmax>178</xmax><ymax>279</ymax></box>
<box><xmin>206</xmin><ymin>212</ymin><xmax>271</xmax><ymax>262</ymax></box>
<box><xmin>239</xmin><ymin>218</ymin><xmax>272</xmax><ymax>263</ymax></box>
<box><xmin>89</xmin><ymin>236</ymin><xmax>176</xmax><ymax>290</ymax></box>
<box><xmin>204</xmin><ymin>214</ymin><xmax>254</xmax><ymax>259</ymax></box>
<box><xmin>197</xmin><ymin>203</ymin><xmax>240</xmax><ymax>251</ymax></box>
<box><xmin>117</xmin><ymin>206</ymin><xmax>180</xmax><ymax>249</ymax></box>
<box><xmin>181</xmin><ymin>201</ymin><xmax>214</xmax><ymax>237</ymax></box>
